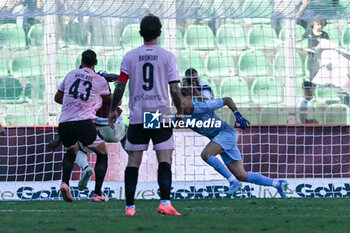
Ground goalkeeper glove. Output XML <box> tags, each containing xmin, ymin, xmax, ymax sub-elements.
<box><xmin>97</xmin><ymin>70</ymin><xmax>119</xmax><ymax>82</ymax></box>
<box><xmin>234</xmin><ymin>111</ymin><xmax>250</xmax><ymax>129</ymax></box>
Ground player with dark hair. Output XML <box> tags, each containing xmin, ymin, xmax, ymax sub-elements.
<box><xmin>55</xmin><ymin>49</ymin><xmax>111</xmax><ymax>202</ymax></box>
<box><xmin>109</xmin><ymin>14</ymin><xmax>183</xmax><ymax>216</ymax></box>
<box><xmin>178</xmin><ymin>88</ymin><xmax>289</xmax><ymax>198</ymax></box>
<box><xmin>48</xmin><ymin>70</ymin><xmax>126</xmax><ymax>192</ymax></box>
<box><xmin>183</xmin><ymin>68</ymin><xmax>214</xmax><ymax>102</ymax></box>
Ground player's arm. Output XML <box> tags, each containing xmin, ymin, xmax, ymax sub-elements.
<box><xmin>46</xmin><ymin>135</ymin><xmax>62</xmax><ymax>152</ymax></box>
<box><xmin>109</xmin><ymin>72</ymin><xmax>128</xmax><ymax>128</ymax></box>
<box><xmin>102</xmin><ymin>93</ymin><xmax>113</xmax><ymax>103</ymax></box>
<box><xmin>222</xmin><ymin>97</ymin><xmax>238</xmax><ymax>113</ymax></box>
<box><xmin>54</xmin><ymin>90</ymin><xmax>64</xmax><ymax>104</ymax></box>
<box><xmin>169</xmin><ymin>82</ymin><xmax>183</xmax><ymax>115</ymax></box>
<box><xmin>222</xmin><ymin>97</ymin><xmax>250</xmax><ymax>129</ymax></box>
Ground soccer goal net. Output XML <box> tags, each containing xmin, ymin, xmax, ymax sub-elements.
<box><xmin>0</xmin><ymin>0</ymin><xmax>349</xmax><ymax>200</ymax></box>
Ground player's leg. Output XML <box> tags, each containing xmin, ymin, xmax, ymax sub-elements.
<box><xmin>60</xmin><ymin>146</ymin><xmax>78</xmax><ymax>202</ymax></box>
<box><xmin>75</xmin><ymin>149</ymin><xmax>94</xmax><ymax>191</ymax></box>
<box><xmin>124</xmin><ymin>150</ymin><xmax>143</xmax><ymax>215</ymax></box>
<box><xmin>124</xmin><ymin>124</ymin><xmax>150</xmax><ymax>215</ymax></box>
<box><xmin>200</xmin><ymin>141</ymin><xmax>241</xmax><ymax>195</ymax></box>
<box><xmin>88</xmin><ymin>140</ymin><xmax>109</xmax><ymax>202</ymax></box>
<box><xmin>78</xmin><ymin>120</ymin><xmax>108</xmax><ymax>201</ymax></box>
<box><xmin>217</xmin><ymin>130</ymin><xmax>288</xmax><ymax>198</ymax></box>
<box><xmin>58</xmin><ymin>122</ymin><xmax>79</xmax><ymax>202</ymax></box>
<box><xmin>226</xmin><ymin>159</ymin><xmax>288</xmax><ymax>198</ymax></box>
<box><xmin>152</xmin><ymin>127</ymin><xmax>181</xmax><ymax>216</ymax></box>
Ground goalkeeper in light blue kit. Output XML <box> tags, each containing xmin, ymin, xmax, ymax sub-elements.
<box><xmin>178</xmin><ymin>88</ymin><xmax>289</xmax><ymax>197</ymax></box>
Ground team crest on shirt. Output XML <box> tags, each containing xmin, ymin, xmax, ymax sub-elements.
<box><xmin>143</xmin><ymin>110</ymin><xmax>161</xmax><ymax>129</ymax></box>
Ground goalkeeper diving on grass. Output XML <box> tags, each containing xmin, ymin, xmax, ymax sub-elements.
<box><xmin>178</xmin><ymin>88</ymin><xmax>289</xmax><ymax>198</ymax></box>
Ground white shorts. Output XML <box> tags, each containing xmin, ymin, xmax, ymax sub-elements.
<box><xmin>79</xmin><ymin>120</ymin><xmax>127</xmax><ymax>153</ymax></box>
<box><xmin>97</xmin><ymin>121</ymin><xmax>127</xmax><ymax>143</ymax></box>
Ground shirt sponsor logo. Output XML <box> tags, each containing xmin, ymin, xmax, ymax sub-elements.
<box><xmin>134</xmin><ymin>94</ymin><xmax>162</xmax><ymax>101</ymax></box>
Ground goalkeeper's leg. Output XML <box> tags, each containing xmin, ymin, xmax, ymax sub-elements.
<box><xmin>201</xmin><ymin>142</ymin><xmax>241</xmax><ymax>195</ymax></box>
<box><xmin>226</xmin><ymin>160</ymin><xmax>289</xmax><ymax>198</ymax></box>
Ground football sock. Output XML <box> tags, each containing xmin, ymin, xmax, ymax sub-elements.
<box><xmin>94</xmin><ymin>153</ymin><xmax>108</xmax><ymax>196</ymax></box>
<box><xmin>62</xmin><ymin>150</ymin><xmax>76</xmax><ymax>186</ymax></box>
<box><xmin>247</xmin><ymin>171</ymin><xmax>273</xmax><ymax>186</ymax></box>
<box><xmin>125</xmin><ymin>167</ymin><xmax>139</xmax><ymax>206</ymax></box>
<box><xmin>75</xmin><ymin>150</ymin><xmax>89</xmax><ymax>170</ymax></box>
<box><xmin>206</xmin><ymin>156</ymin><xmax>237</xmax><ymax>183</ymax></box>
<box><xmin>125</xmin><ymin>205</ymin><xmax>135</xmax><ymax>210</ymax></box>
<box><xmin>160</xmin><ymin>200</ymin><xmax>171</xmax><ymax>206</ymax></box>
<box><xmin>158</xmin><ymin>162</ymin><xmax>172</xmax><ymax>201</ymax></box>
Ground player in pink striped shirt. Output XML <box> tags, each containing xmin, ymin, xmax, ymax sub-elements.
<box><xmin>55</xmin><ymin>49</ymin><xmax>111</xmax><ymax>202</ymax></box>
<box><xmin>109</xmin><ymin>15</ymin><xmax>183</xmax><ymax>216</ymax></box>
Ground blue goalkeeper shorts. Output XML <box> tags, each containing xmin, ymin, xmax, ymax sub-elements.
<box><xmin>211</xmin><ymin>130</ymin><xmax>241</xmax><ymax>164</ymax></box>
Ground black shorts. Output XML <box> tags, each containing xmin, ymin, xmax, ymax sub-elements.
<box><xmin>58</xmin><ymin>120</ymin><xmax>97</xmax><ymax>147</ymax></box>
<box><xmin>127</xmin><ymin>124</ymin><xmax>173</xmax><ymax>145</ymax></box>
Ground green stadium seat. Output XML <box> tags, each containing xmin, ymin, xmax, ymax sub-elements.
<box><xmin>184</xmin><ymin>24</ymin><xmax>216</xmax><ymax>50</ymax></box>
<box><xmin>248</xmin><ymin>24</ymin><xmax>278</xmax><ymax>49</ymax></box>
<box><xmin>25</xmin><ymin>75</ymin><xmax>46</xmax><ymax>103</ymax></box>
<box><xmin>296</xmin><ymin>77</ymin><xmax>305</xmax><ymax>98</ymax></box>
<box><xmin>63</xmin><ymin>23</ymin><xmax>89</xmax><ymax>47</ymax></box>
<box><xmin>251</xmin><ymin>76</ymin><xmax>283</xmax><ymax>104</ymax></box>
<box><xmin>242</xmin><ymin>0</ymin><xmax>273</xmax><ymax>24</ymax></box>
<box><xmin>74</xmin><ymin>51</ymin><xmax>104</xmax><ymax>71</ymax></box>
<box><xmin>220</xmin><ymin>77</ymin><xmax>250</xmax><ymax>104</ymax></box>
<box><xmin>315</xmin><ymin>85</ymin><xmax>341</xmax><ymax>104</ymax></box>
<box><xmin>56</xmin><ymin>52</ymin><xmax>74</xmax><ymax>77</ymax></box>
<box><xmin>238</xmin><ymin>50</ymin><xmax>270</xmax><ymax>76</ymax></box>
<box><xmin>341</xmin><ymin>25</ymin><xmax>350</xmax><ymax>49</ymax></box>
<box><xmin>5</xmin><ymin>105</ymin><xmax>40</xmax><ymax>126</ymax></box>
<box><xmin>279</xmin><ymin>24</ymin><xmax>307</xmax><ymax>49</ymax></box>
<box><xmin>218</xmin><ymin>104</ymin><xmax>260</xmax><ymax>125</ymax></box>
<box><xmin>260</xmin><ymin>106</ymin><xmax>288</xmax><ymax>124</ymax></box>
<box><xmin>323</xmin><ymin>23</ymin><xmax>341</xmax><ymax>46</ymax></box>
<box><xmin>178</xmin><ymin>50</ymin><xmax>204</xmax><ymax>76</ymax></box>
<box><xmin>0</xmin><ymin>77</ymin><xmax>25</xmax><ymax>103</ymax></box>
<box><xmin>106</xmin><ymin>50</ymin><xmax>125</xmax><ymax>74</ymax></box>
<box><xmin>200</xmin><ymin>76</ymin><xmax>218</xmax><ymax>98</ymax></box>
<box><xmin>216</xmin><ymin>24</ymin><xmax>247</xmax><ymax>50</ymax></box>
<box><xmin>122</xmin><ymin>24</ymin><xmax>143</xmax><ymax>49</ymax></box>
<box><xmin>324</xmin><ymin>103</ymin><xmax>350</xmax><ymax>124</ymax></box>
<box><xmin>28</xmin><ymin>23</ymin><xmax>43</xmax><ymax>46</ymax></box>
<box><xmin>308</xmin><ymin>99</ymin><xmax>326</xmax><ymax>124</ymax></box>
<box><xmin>0</xmin><ymin>59</ymin><xmax>9</xmax><ymax>77</ymax></box>
<box><xmin>159</xmin><ymin>28</ymin><xmax>183</xmax><ymax>49</ymax></box>
<box><xmin>11</xmin><ymin>50</ymin><xmax>44</xmax><ymax>78</ymax></box>
<box><xmin>205</xmin><ymin>50</ymin><xmax>235</xmax><ymax>77</ymax></box>
<box><xmin>0</xmin><ymin>23</ymin><xmax>26</xmax><ymax>49</ymax></box>
<box><xmin>274</xmin><ymin>51</ymin><xmax>304</xmax><ymax>77</ymax></box>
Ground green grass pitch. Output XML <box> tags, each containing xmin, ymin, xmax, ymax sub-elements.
<box><xmin>0</xmin><ymin>199</ymin><xmax>349</xmax><ymax>233</ymax></box>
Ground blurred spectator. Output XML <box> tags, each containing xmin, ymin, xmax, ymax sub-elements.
<box><xmin>296</xmin><ymin>80</ymin><xmax>319</xmax><ymax>123</ymax></box>
<box><xmin>296</xmin><ymin>0</ymin><xmax>338</xmax><ymax>30</ymax></box>
<box><xmin>182</xmin><ymin>68</ymin><xmax>214</xmax><ymax>102</ymax></box>
<box><xmin>0</xmin><ymin>0</ymin><xmax>18</xmax><ymax>23</ymax></box>
<box><xmin>272</xmin><ymin>0</ymin><xmax>284</xmax><ymax>36</ymax></box>
<box><xmin>15</xmin><ymin>0</ymin><xmax>42</xmax><ymax>45</ymax></box>
<box><xmin>297</xmin><ymin>19</ymin><xmax>329</xmax><ymax>79</ymax></box>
